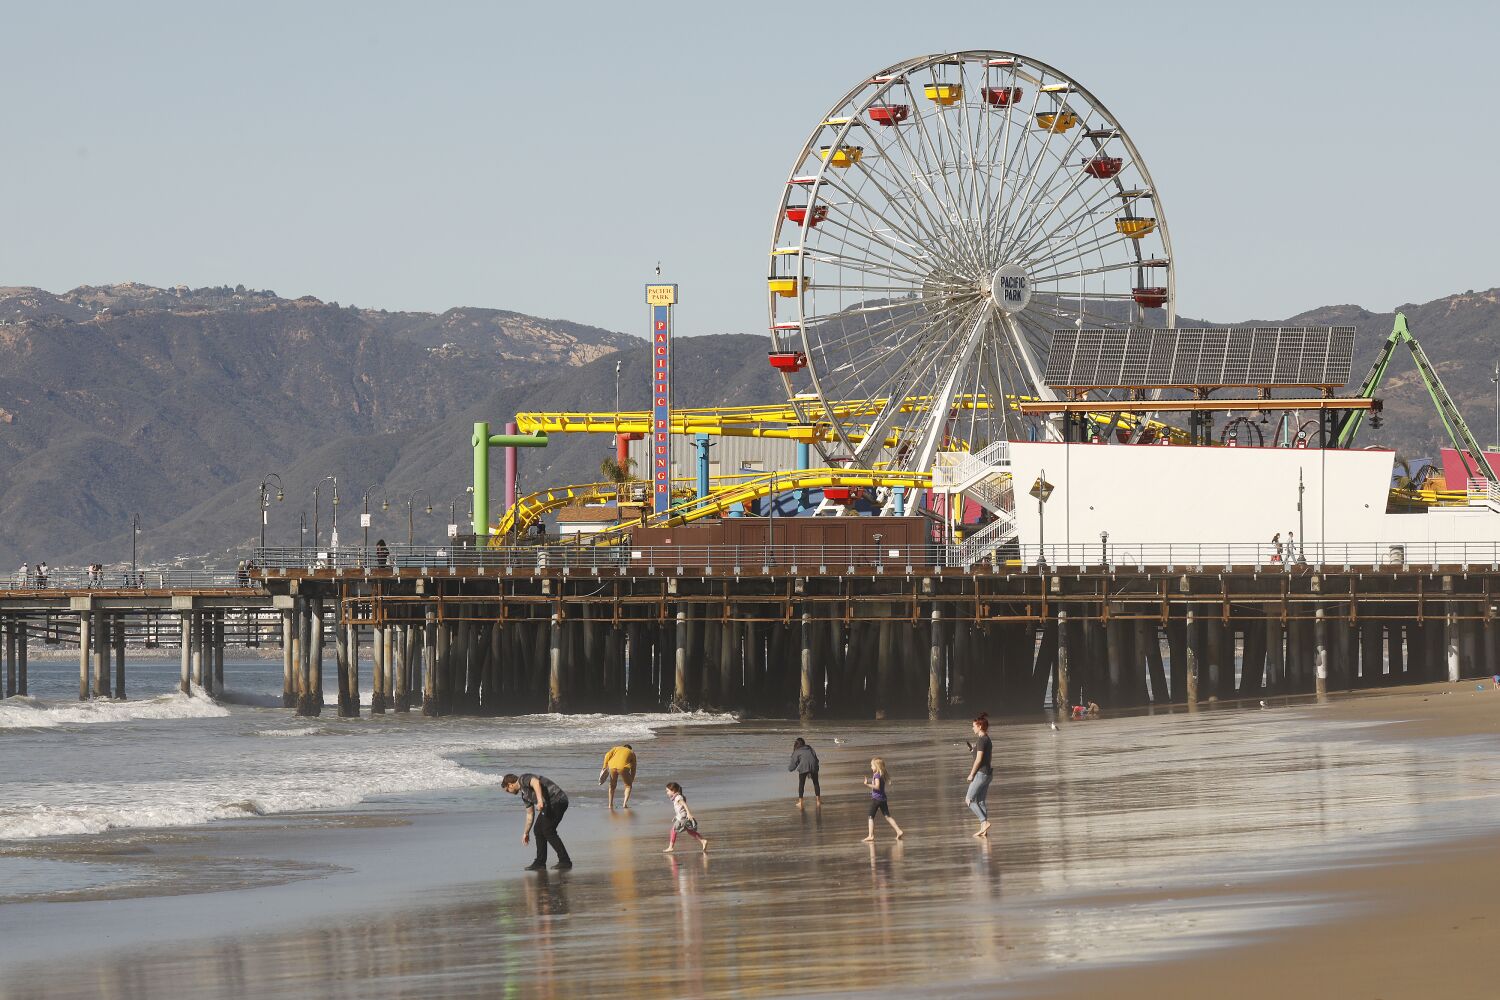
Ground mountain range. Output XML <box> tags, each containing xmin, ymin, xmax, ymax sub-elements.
<box><xmin>0</xmin><ymin>281</ymin><xmax>1496</xmax><ymax>568</ymax></box>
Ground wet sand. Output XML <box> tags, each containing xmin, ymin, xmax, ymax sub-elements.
<box><xmin>5</xmin><ymin>683</ymin><xmax>1500</xmax><ymax>998</ymax></box>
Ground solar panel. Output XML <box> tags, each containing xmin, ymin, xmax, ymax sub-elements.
<box><xmin>1043</xmin><ymin>326</ymin><xmax>1356</xmax><ymax>389</ymax></box>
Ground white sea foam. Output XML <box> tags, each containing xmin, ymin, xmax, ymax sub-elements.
<box><xmin>0</xmin><ymin>709</ymin><xmax>735</xmax><ymax>840</ymax></box>
<box><xmin>0</xmin><ymin>690</ymin><xmax>229</xmax><ymax>730</ymax></box>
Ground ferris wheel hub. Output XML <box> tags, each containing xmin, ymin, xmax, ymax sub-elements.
<box><xmin>989</xmin><ymin>263</ymin><xmax>1032</xmax><ymax>315</ymax></box>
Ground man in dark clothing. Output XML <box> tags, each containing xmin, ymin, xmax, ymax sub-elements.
<box><xmin>787</xmin><ymin>737</ymin><xmax>821</xmax><ymax>808</ymax></box>
<box><xmin>503</xmin><ymin>772</ymin><xmax>572</xmax><ymax>871</ymax></box>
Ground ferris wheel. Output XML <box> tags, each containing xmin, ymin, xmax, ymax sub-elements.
<box><xmin>768</xmin><ymin>51</ymin><xmax>1174</xmax><ymax>471</ymax></box>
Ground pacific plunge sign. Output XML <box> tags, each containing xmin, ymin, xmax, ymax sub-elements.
<box><xmin>646</xmin><ymin>284</ymin><xmax>677</xmax><ymax>515</ymax></box>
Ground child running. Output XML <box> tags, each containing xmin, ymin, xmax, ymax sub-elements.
<box><xmin>663</xmin><ymin>782</ymin><xmax>708</xmax><ymax>853</ymax></box>
<box><xmin>862</xmin><ymin>757</ymin><xmax>905</xmax><ymax>842</ymax></box>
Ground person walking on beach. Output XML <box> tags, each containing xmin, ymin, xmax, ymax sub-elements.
<box><xmin>663</xmin><ymin>782</ymin><xmax>708</xmax><ymax>853</ymax></box>
<box><xmin>788</xmin><ymin>737</ymin><xmax>821</xmax><ymax>808</ymax></box>
<box><xmin>965</xmin><ymin>712</ymin><xmax>994</xmax><ymax>838</ymax></box>
<box><xmin>502</xmin><ymin>772</ymin><xmax>573</xmax><ymax>871</ymax></box>
<box><xmin>862</xmin><ymin>757</ymin><xmax>904</xmax><ymax>842</ymax></box>
<box><xmin>599</xmin><ymin>743</ymin><xmax>637</xmax><ymax>810</ymax></box>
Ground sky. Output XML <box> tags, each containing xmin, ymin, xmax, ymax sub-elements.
<box><xmin>4</xmin><ymin>0</ymin><xmax>1498</xmax><ymax>337</ymax></box>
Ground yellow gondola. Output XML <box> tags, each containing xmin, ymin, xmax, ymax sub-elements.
<box><xmin>818</xmin><ymin>145</ymin><xmax>864</xmax><ymax>168</ymax></box>
<box><xmin>1035</xmin><ymin>111</ymin><xmax>1079</xmax><ymax>133</ymax></box>
<box><xmin>923</xmin><ymin>83</ymin><xmax>963</xmax><ymax>106</ymax></box>
<box><xmin>768</xmin><ymin>275</ymin><xmax>810</xmax><ymax>298</ymax></box>
<box><xmin>1115</xmin><ymin>217</ymin><xmax>1158</xmax><ymax>238</ymax></box>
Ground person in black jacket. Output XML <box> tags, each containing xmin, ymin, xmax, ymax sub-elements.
<box><xmin>503</xmin><ymin>772</ymin><xmax>573</xmax><ymax>871</ymax></box>
<box><xmin>788</xmin><ymin>737</ymin><xmax>821</xmax><ymax>808</ymax></box>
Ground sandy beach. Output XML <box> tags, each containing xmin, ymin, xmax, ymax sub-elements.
<box><xmin>4</xmin><ymin>681</ymin><xmax>1500</xmax><ymax>999</ymax></box>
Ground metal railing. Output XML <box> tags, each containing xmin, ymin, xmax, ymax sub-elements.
<box><xmin>252</xmin><ymin>543</ymin><xmax>943</xmax><ymax>573</ymax></box>
<box><xmin>1467</xmin><ymin>477</ymin><xmax>1500</xmax><ymax>511</ymax></box>
<box><xmin>1020</xmin><ymin>541</ymin><xmax>1500</xmax><ymax>571</ymax></box>
<box><xmin>3</xmin><ymin>570</ymin><xmax>249</xmax><ymax>592</ymax></box>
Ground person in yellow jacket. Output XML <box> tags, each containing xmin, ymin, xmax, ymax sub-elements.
<box><xmin>599</xmin><ymin>744</ymin><xmax>637</xmax><ymax>809</ymax></box>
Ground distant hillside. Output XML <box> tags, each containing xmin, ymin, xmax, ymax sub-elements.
<box><xmin>2</xmin><ymin>281</ymin><xmax>1496</xmax><ymax>568</ymax></box>
<box><xmin>0</xmin><ymin>283</ymin><xmax>633</xmax><ymax>567</ymax></box>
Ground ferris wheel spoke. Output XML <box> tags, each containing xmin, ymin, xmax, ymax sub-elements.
<box><xmin>1004</xmin><ymin>130</ymin><xmax>1140</xmax><ymax>261</ymax></box>
<box><xmin>828</xmin><ymin>298</ymin><xmax>986</xmax><ymax>389</ymax></box>
<box><xmin>897</xmin><ymin>80</ymin><xmax>986</xmax><ymax>268</ymax></box>
<box><xmin>991</xmin><ymin>80</ymin><xmax>1053</xmax><ymax>256</ymax></box>
<box><xmin>815</xmin><ymin>168</ymin><xmax>958</xmax><ymax>268</ymax></box>
<box><xmin>1026</xmin><ymin>228</ymin><xmax>1140</xmax><ymax>277</ymax></box>
<box><xmin>1010</xmin><ymin>176</ymin><xmax>1151</xmax><ymax>264</ymax></box>
<box><xmin>852</xmin><ymin>115</ymin><xmax>976</xmax><ymax>266</ymax></box>
<box><xmin>996</xmin><ymin>105</ymin><xmax>1092</xmax><ymax>261</ymax></box>
<box><xmin>1029</xmin><ymin>258</ymin><xmax>1150</xmax><ymax>283</ymax></box>
<box><xmin>810</xmin><ymin>212</ymin><xmax>936</xmax><ymax>274</ymax></box>
<box><xmin>803</xmin><ymin>247</ymin><xmax>934</xmax><ymax>286</ymax></box>
<box><xmin>911</xmin><ymin>301</ymin><xmax>997</xmax><ymax>470</ymax></box>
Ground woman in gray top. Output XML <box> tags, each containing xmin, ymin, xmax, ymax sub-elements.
<box><xmin>788</xmin><ymin>737</ymin><xmax>821</xmax><ymax>808</ymax></box>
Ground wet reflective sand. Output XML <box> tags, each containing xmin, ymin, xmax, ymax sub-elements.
<box><xmin>5</xmin><ymin>682</ymin><xmax>1500</xmax><ymax>998</ymax></box>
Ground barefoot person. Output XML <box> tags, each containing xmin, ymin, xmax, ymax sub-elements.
<box><xmin>502</xmin><ymin>772</ymin><xmax>573</xmax><ymax>871</ymax></box>
<box><xmin>965</xmin><ymin>712</ymin><xmax>994</xmax><ymax>838</ymax></box>
<box><xmin>788</xmin><ymin>737</ymin><xmax>821</xmax><ymax>808</ymax></box>
<box><xmin>862</xmin><ymin>757</ymin><xmax>904</xmax><ymax>842</ymax></box>
<box><xmin>599</xmin><ymin>743</ymin><xmax>637</xmax><ymax>810</ymax></box>
<box><xmin>663</xmin><ymin>782</ymin><xmax>708</xmax><ymax>853</ymax></box>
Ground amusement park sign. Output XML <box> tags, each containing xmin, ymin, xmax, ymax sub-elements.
<box><xmin>647</xmin><ymin>284</ymin><xmax>678</xmax><ymax>515</ymax></box>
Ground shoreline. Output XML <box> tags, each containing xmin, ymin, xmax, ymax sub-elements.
<box><xmin>3</xmin><ymin>683</ymin><xmax>1500</xmax><ymax>998</ymax></box>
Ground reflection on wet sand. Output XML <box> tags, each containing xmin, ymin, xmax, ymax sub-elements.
<box><xmin>8</xmin><ymin>688</ymin><xmax>1500</xmax><ymax>999</ymax></box>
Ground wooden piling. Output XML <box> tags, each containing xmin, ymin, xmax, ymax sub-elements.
<box><xmin>423</xmin><ymin>610</ymin><xmax>439</xmax><ymax>716</ymax></box>
<box><xmin>799</xmin><ymin>610</ymin><xmax>816</xmax><ymax>721</ymax></box>
<box><xmin>5</xmin><ymin>619</ymin><xmax>15</xmax><ymax>699</ymax></box>
<box><xmin>280</xmin><ymin>611</ymin><xmax>294</xmax><ymax>706</ymax></box>
<box><xmin>548</xmin><ymin>611</ymin><xmax>565</xmax><ymax>713</ymax></box>
<box><xmin>335</xmin><ymin>605</ymin><xmax>352</xmax><ymax>717</ymax></box>
<box><xmin>179</xmin><ymin>611</ymin><xmax>191</xmax><ymax>695</ymax></box>
<box><xmin>1444</xmin><ymin>575</ymin><xmax>1460</xmax><ymax>682</ymax></box>
<box><xmin>671</xmin><ymin>607</ymin><xmax>689</xmax><ymax>711</ymax></box>
<box><xmin>1055</xmin><ymin>609</ymin><xmax>1070</xmax><ymax>716</ymax></box>
<box><xmin>94</xmin><ymin>611</ymin><xmax>110</xmax><ymax>698</ymax></box>
<box><xmin>875</xmin><ymin>615</ymin><xmax>894</xmax><ymax>720</ymax></box>
<box><xmin>78</xmin><ymin>611</ymin><xmax>92</xmax><ymax>700</ymax></box>
<box><xmin>349</xmin><ymin>620</ymin><xmax>363</xmax><ymax>714</ymax></box>
<box><xmin>213</xmin><ymin>614</ymin><xmax>224</xmax><ymax>690</ymax></box>
<box><xmin>394</xmin><ymin>622</ymin><xmax>410</xmax><ymax>713</ymax></box>
<box><xmin>113</xmin><ymin>615</ymin><xmax>126</xmax><ymax>700</ymax></box>
<box><xmin>927</xmin><ymin>605</ymin><xmax>943</xmax><ymax>721</ymax></box>
<box><xmin>16</xmin><ymin>620</ymin><xmax>25</xmax><ymax>696</ymax></box>
<box><xmin>1184</xmin><ymin>606</ymin><xmax>1200</xmax><ymax>708</ymax></box>
<box><xmin>371</xmin><ymin>623</ymin><xmax>387</xmax><ymax>714</ymax></box>
<box><xmin>1142</xmin><ymin>621</ymin><xmax>1168</xmax><ymax>703</ymax></box>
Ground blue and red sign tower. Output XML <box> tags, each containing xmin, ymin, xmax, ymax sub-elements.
<box><xmin>646</xmin><ymin>283</ymin><xmax>678</xmax><ymax>515</ymax></box>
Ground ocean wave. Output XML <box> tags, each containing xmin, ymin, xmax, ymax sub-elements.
<box><xmin>0</xmin><ymin>710</ymin><xmax>736</xmax><ymax>840</ymax></box>
<box><xmin>0</xmin><ymin>690</ymin><xmax>229</xmax><ymax>730</ymax></box>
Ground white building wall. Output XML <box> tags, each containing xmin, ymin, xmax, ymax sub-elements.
<box><xmin>1007</xmin><ymin>442</ymin><xmax>1399</xmax><ymax>546</ymax></box>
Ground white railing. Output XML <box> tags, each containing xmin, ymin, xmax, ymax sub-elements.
<box><xmin>1468</xmin><ymin>477</ymin><xmax>1500</xmax><ymax>510</ymax></box>
<box><xmin>952</xmin><ymin>515</ymin><xmax>1020</xmax><ymax>567</ymax></box>
<box><xmin>1018</xmin><ymin>541</ymin><xmax>1500</xmax><ymax>571</ymax></box>
<box><xmin>932</xmin><ymin>442</ymin><xmax>1013</xmax><ymax>513</ymax></box>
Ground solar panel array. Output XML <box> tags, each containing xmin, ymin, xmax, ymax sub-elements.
<box><xmin>1043</xmin><ymin>327</ymin><xmax>1356</xmax><ymax>389</ymax></box>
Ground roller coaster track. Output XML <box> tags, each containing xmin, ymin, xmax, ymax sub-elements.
<box><xmin>494</xmin><ymin>475</ymin><xmax>761</xmax><ymax>539</ymax></box>
<box><xmin>588</xmin><ymin>467</ymin><xmax>935</xmax><ymax>544</ymax></box>
<box><xmin>515</xmin><ymin>395</ymin><xmax>1187</xmax><ymax>447</ymax></box>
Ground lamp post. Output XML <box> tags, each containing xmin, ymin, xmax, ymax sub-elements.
<box><xmin>299</xmin><ymin>511</ymin><xmax>308</xmax><ymax>549</ymax></box>
<box><xmin>1296</xmin><ymin>467</ymin><xmax>1307</xmax><ymax>566</ymax></box>
<box><xmin>1030</xmin><ymin>470</ymin><xmax>1055</xmax><ymax>572</ymax></box>
<box><xmin>257</xmin><ymin>474</ymin><xmax>284</xmax><ymax>548</ymax></box>
<box><xmin>1100</xmin><ymin>529</ymin><xmax>1109</xmax><ymax>568</ymax></box>
<box><xmin>131</xmin><ymin>513</ymin><xmax>141</xmax><ymax>585</ymax></box>
<box><xmin>357</xmin><ymin>486</ymin><xmax>383</xmax><ymax>551</ymax></box>
<box><xmin>312</xmin><ymin>475</ymin><xmax>337</xmax><ymax>548</ymax></box>
<box><xmin>383</xmin><ymin>490</ymin><xmax>431</xmax><ymax>546</ymax></box>
<box><xmin>1492</xmin><ymin>360</ymin><xmax>1499</xmax><ymax>449</ymax></box>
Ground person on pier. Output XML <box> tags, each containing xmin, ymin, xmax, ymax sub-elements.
<box><xmin>599</xmin><ymin>743</ymin><xmax>637</xmax><ymax>810</ymax></box>
<box><xmin>503</xmin><ymin>772</ymin><xmax>573</xmax><ymax>871</ymax></box>
<box><xmin>965</xmin><ymin>712</ymin><xmax>994</xmax><ymax>839</ymax></box>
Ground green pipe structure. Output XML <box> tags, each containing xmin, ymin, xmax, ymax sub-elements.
<box><xmin>472</xmin><ymin>422</ymin><xmax>548</xmax><ymax>536</ymax></box>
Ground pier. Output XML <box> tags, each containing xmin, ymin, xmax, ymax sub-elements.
<box><xmin>238</xmin><ymin>529</ymin><xmax>1500</xmax><ymax>721</ymax></box>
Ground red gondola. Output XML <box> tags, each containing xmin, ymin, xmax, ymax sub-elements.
<box><xmin>1132</xmin><ymin>287</ymin><xmax>1168</xmax><ymax>308</ymax></box>
<box><xmin>1083</xmin><ymin>156</ymin><xmax>1123</xmax><ymax>179</ymax></box>
<box><xmin>867</xmin><ymin>104</ymin><xmax>910</xmax><ymax>126</ymax></box>
<box><xmin>769</xmin><ymin>351</ymin><xmax>808</xmax><ymax>373</ymax></box>
<box><xmin>822</xmin><ymin>486</ymin><xmax>856</xmax><ymax>502</ymax></box>
<box><xmin>785</xmin><ymin>204</ymin><xmax>829</xmax><ymax>228</ymax></box>
<box><xmin>983</xmin><ymin>86</ymin><xmax>1023</xmax><ymax>107</ymax></box>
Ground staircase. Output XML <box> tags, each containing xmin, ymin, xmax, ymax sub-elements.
<box><xmin>932</xmin><ymin>441</ymin><xmax>1018</xmax><ymax>565</ymax></box>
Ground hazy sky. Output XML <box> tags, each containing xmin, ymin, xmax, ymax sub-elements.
<box><xmin>4</xmin><ymin>0</ymin><xmax>1497</xmax><ymax>337</ymax></box>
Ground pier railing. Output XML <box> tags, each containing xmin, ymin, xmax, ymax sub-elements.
<box><xmin>3</xmin><ymin>570</ymin><xmax>249</xmax><ymax>591</ymax></box>
<box><xmin>252</xmin><ymin>543</ymin><xmax>941</xmax><ymax>574</ymax></box>
<box><xmin>1019</xmin><ymin>541</ymin><xmax>1500</xmax><ymax>571</ymax></box>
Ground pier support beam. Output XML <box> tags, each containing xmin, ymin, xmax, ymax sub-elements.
<box><xmin>1444</xmin><ymin>575</ymin><xmax>1460</xmax><ymax>682</ymax></box>
<box><xmin>213</xmin><ymin>614</ymin><xmax>224</xmax><ymax>690</ymax></box>
<box><xmin>5</xmin><ymin>620</ymin><xmax>15</xmax><ymax>699</ymax></box>
<box><xmin>394</xmin><ymin>622</ymin><xmax>411</xmax><ymax>713</ymax></box>
<box><xmin>371</xmin><ymin>623</ymin><xmax>387</xmax><ymax>715</ymax></box>
<box><xmin>294</xmin><ymin>602</ymin><xmax>313</xmax><ymax>716</ymax></box>
<box><xmin>548</xmin><ymin>611</ymin><xmax>566</xmax><ymax>713</ymax></box>
<box><xmin>179</xmin><ymin>612</ymin><xmax>191</xmax><ymax>694</ymax></box>
<box><xmin>672</xmin><ymin>607</ymin><xmax>690</xmax><ymax>712</ymax></box>
<box><xmin>16</xmin><ymin>621</ymin><xmax>25</xmax><ymax>696</ymax></box>
<box><xmin>113</xmin><ymin>615</ymin><xmax>126</xmax><ymax>700</ymax></box>
<box><xmin>1055</xmin><ymin>609</ymin><xmax>1070</xmax><ymax>717</ymax></box>
<box><xmin>927</xmin><ymin>605</ymin><xmax>943</xmax><ymax>721</ymax></box>
<box><xmin>281</xmin><ymin>610</ymin><xmax>295</xmax><ymax>707</ymax></box>
<box><xmin>335</xmin><ymin>602</ymin><xmax>353</xmax><ymax>717</ymax></box>
<box><xmin>424</xmin><ymin>610</ymin><xmax>439</xmax><ymax>716</ymax></box>
<box><xmin>94</xmin><ymin>611</ymin><xmax>109</xmax><ymax>698</ymax></box>
<box><xmin>78</xmin><ymin>611</ymin><xmax>92</xmax><ymax>700</ymax></box>
<box><xmin>799</xmin><ymin>610</ymin><xmax>816</xmax><ymax>721</ymax></box>
<box><xmin>1184</xmin><ymin>606</ymin><xmax>1200</xmax><ymax>709</ymax></box>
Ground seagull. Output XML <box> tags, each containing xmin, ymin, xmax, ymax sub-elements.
<box><xmin>1259</xmin><ymin>700</ymin><xmax>1267</xmax><ymax>708</ymax></box>
<box><xmin>1049</xmin><ymin>721</ymin><xmax>1058</xmax><ymax>731</ymax></box>
<box><xmin>655</xmin><ymin>261</ymin><xmax>662</xmax><ymax>276</ymax></box>
<box><xmin>832</xmin><ymin>737</ymin><xmax>847</xmax><ymax>745</ymax></box>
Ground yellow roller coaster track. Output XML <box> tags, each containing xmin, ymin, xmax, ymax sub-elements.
<box><xmin>515</xmin><ymin>394</ymin><xmax>1189</xmax><ymax>446</ymax></box>
<box><xmin>588</xmin><ymin>467</ymin><xmax>935</xmax><ymax>544</ymax></box>
<box><xmin>493</xmin><ymin>474</ymin><xmax>763</xmax><ymax>539</ymax></box>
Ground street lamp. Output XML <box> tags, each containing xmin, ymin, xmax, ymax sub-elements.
<box><xmin>1030</xmin><ymin>470</ymin><xmax>1055</xmax><ymax>572</ymax></box>
<box><xmin>384</xmin><ymin>490</ymin><xmax>432</xmax><ymax>546</ymax></box>
<box><xmin>257</xmin><ymin>474</ymin><xmax>284</xmax><ymax>548</ymax></box>
<box><xmin>356</xmin><ymin>485</ymin><xmax>383</xmax><ymax>551</ymax></box>
<box><xmin>312</xmin><ymin>475</ymin><xmax>338</xmax><ymax>548</ymax></box>
<box><xmin>1100</xmin><ymin>529</ymin><xmax>1109</xmax><ymax>568</ymax></box>
<box><xmin>131</xmin><ymin>513</ymin><xmax>141</xmax><ymax>585</ymax></box>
